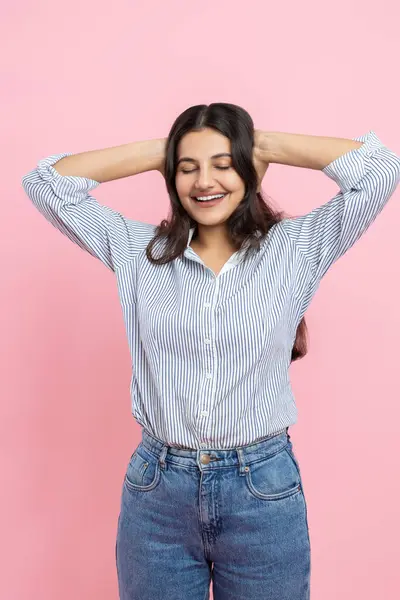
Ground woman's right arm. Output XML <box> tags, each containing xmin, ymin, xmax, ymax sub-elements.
<box><xmin>52</xmin><ymin>138</ymin><xmax>166</xmax><ymax>181</ymax></box>
<box><xmin>21</xmin><ymin>138</ymin><xmax>167</xmax><ymax>272</ymax></box>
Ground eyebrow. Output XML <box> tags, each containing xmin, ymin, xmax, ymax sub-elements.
<box><xmin>177</xmin><ymin>153</ymin><xmax>232</xmax><ymax>165</ymax></box>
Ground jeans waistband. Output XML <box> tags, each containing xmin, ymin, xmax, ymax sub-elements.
<box><xmin>140</xmin><ymin>427</ymin><xmax>291</xmax><ymax>471</ymax></box>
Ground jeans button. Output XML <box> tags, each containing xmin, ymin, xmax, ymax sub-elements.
<box><xmin>200</xmin><ymin>454</ymin><xmax>211</xmax><ymax>464</ymax></box>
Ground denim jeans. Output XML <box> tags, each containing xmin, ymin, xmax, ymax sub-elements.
<box><xmin>116</xmin><ymin>428</ymin><xmax>311</xmax><ymax>600</ymax></box>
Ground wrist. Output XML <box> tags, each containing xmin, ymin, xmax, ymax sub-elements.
<box><xmin>255</xmin><ymin>130</ymin><xmax>276</xmax><ymax>164</ymax></box>
<box><xmin>152</xmin><ymin>138</ymin><xmax>167</xmax><ymax>173</ymax></box>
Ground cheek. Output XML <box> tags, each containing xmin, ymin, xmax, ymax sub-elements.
<box><xmin>175</xmin><ymin>177</ymin><xmax>193</xmax><ymax>212</ymax></box>
<box><xmin>175</xmin><ymin>175</ymin><xmax>190</xmax><ymax>198</ymax></box>
<box><xmin>230</xmin><ymin>181</ymin><xmax>246</xmax><ymax>202</ymax></box>
<box><xmin>225</xmin><ymin>173</ymin><xmax>245</xmax><ymax>194</ymax></box>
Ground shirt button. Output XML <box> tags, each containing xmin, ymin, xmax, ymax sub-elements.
<box><xmin>200</xmin><ymin>443</ymin><xmax>207</xmax><ymax>449</ymax></box>
<box><xmin>205</xmin><ymin>373</ymin><xmax>212</xmax><ymax>379</ymax></box>
<box><xmin>204</xmin><ymin>303</ymin><xmax>211</xmax><ymax>308</ymax></box>
<box><xmin>200</xmin><ymin>410</ymin><xmax>208</xmax><ymax>417</ymax></box>
<box><xmin>205</xmin><ymin>338</ymin><xmax>211</xmax><ymax>344</ymax></box>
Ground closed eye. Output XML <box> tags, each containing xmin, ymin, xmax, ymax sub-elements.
<box><xmin>181</xmin><ymin>166</ymin><xmax>231</xmax><ymax>174</ymax></box>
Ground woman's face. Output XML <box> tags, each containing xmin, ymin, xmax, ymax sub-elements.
<box><xmin>175</xmin><ymin>128</ymin><xmax>246</xmax><ymax>227</ymax></box>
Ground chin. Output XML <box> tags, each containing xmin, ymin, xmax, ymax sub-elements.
<box><xmin>194</xmin><ymin>215</ymin><xmax>231</xmax><ymax>227</ymax></box>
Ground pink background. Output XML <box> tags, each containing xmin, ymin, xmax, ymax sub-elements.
<box><xmin>2</xmin><ymin>1</ymin><xmax>399</xmax><ymax>598</ymax></box>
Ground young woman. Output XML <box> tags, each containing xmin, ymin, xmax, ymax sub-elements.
<box><xmin>22</xmin><ymin>103</ymin><xmax>400</xmax><ymax>600</ymax></box>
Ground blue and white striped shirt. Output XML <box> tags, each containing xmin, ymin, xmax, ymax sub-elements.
<box><xmin>22</xmin><ymin>131</ymin><xmax>400</xmax><ymax>449</ymax></box>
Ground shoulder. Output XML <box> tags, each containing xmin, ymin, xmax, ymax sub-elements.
<box><xmin>120</xmin><ymin>218</ymin><xmax>158</xmax><ymax>248</ymax></box>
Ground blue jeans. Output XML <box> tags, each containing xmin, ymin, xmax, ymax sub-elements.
<box><xmin>116</xmin><ymin>428</ymin><xmax>311</xmax><ymax>600</ymax></box>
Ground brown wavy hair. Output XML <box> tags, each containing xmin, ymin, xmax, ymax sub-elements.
<box><xmin>146</xmin><ymin>102</ymin><xmax>308</xmax><ymax>361</ymax></box>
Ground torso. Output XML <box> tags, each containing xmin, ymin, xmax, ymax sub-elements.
<box><xmin>114</xmin><ymin>220</ymin><xmax>314</xmax><ymax>448</ymax></box>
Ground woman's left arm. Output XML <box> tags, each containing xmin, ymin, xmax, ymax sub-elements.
<box><xmin>255</xmin><ymin>130</ymin><xmax>364</xmax><ymax>170</ymax></box>
<box><xmin>255</xmin><ymin>130</ymin><xmax>400</xmax><ymax>283</ymax></box>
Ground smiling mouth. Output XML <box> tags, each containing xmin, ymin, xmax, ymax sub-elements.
<box><xmin>191</xmin><ymin>193</ymin><xmax>228</xmax><ymax>203</ymax></box>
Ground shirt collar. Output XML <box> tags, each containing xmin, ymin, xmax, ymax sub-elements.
<box><xmin>187</xmin><ymin>227</ymin><xmax>196</xmax><ymax>247</ymax></box>
<box><xmin>187</xmin><ymin>228</ymin><xmax>262</xmax><ymax>250</ymax></box>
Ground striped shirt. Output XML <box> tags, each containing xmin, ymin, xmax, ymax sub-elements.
<box><xmin>21</xmin><ymin>131</ymin><xmax>400</xmax><ymax>449</ymax></box>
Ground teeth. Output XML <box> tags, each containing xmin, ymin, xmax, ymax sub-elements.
<box><xmin>196</xmin><ymin>194</ymin><xmax>225</xmax><ymax>202</ymax></box>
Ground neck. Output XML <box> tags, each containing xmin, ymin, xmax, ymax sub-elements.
<box><xmin>191</xmin><ymin>224</ymin><xmax>237</xmax><ymax>253</ymax></box>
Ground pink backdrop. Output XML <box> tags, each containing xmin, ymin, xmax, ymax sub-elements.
<box><xmin>2</xmin><ymin>1</ymin><xmax>399</xmax><ymax>598</ymax></box>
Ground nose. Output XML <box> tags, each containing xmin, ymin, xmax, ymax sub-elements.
<box><xmin>195</xmin><ymin>166</ymin><xmax>214</xmax><ymax>190</ymax></box>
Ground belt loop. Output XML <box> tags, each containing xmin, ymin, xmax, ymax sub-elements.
<box><xmin>237</xmin><ymin>447</ymin><xmax>248</xmax><ymax>475</ymax></box>
<box><xmin>159</xmin><ymin>445</ymin><xmax>168</xmax><ymax>470</ymax></box>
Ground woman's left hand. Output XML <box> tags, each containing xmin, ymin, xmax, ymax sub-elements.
<box><xmin>253</xmin><ymin>130</ymin><xmax>270</xmax><ymax>192</ymax></box>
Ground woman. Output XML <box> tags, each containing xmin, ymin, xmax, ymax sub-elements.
<box><xmin>22</xmin><ymin>103</ymin><xmax>400</xmax><ymax>600</ymax></box>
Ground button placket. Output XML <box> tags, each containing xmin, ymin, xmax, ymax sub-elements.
<box><xmin>206</xmin><ymin>279</ymin><xmax>219</xmax><ymax>441</ymax></box>
<box><xmin>203</xmin><ymin>279</ymin><xmax>219</xmax><ymax>441</ymax></box>
<box><xmin>198</xmin><ymin>279</ymin><xmax>219</xmax><ymax>441</ymax></box>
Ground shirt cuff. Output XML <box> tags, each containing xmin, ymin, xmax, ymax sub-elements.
<box><xmin>36</xmin><ymin>153</ymin><xmax>101</xmax><ymax>199</ymax></box>
<box><xmin>322</xmin><ymin>131</ymin><xmax>385</xmax><ymax>193</ymax></box>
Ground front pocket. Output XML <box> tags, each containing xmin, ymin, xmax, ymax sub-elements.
<box><xmin>245</xmin><ymin>444</ymin><xmax>302</xmax><ymax>501</ymax></box>
<box><xmin>124</xmin><ymin>447</ymin><xmax>161</xmax><ymax>493</ymax></box>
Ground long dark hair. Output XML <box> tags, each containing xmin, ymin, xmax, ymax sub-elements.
<box><xmin>146</xmin><ymin>103</ymin><xmax>308</xmax><ymax>361</ymax></box>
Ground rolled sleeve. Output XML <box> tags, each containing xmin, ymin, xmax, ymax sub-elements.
<box><xmin>323</xmin><ymin>130</ymin><xmax>388</xmax><ymax>191</ymax></box>
<box><xmin>281</xmin><ymin>131</ymin><xmax>400</xmax><ymax>286</ymax></box>
<box><xmin>22</xmin><ymin>153</ymin><xmax>156</xmax><ymax>272</ymax></box>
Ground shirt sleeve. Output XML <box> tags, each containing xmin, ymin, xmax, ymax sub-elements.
<box><xmin>280</xmin><ymin>131</ymin><xmax>400</xmax><ymax>285</ymax></box>
<box><xmin>21</xmin><ymin>153</ymin><xmax>156</xmax><ymax>272</ymax></box>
